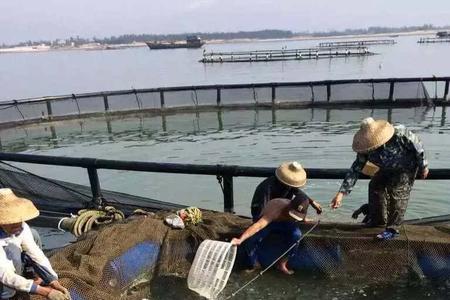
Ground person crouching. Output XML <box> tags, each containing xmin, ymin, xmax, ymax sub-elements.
<box><xmin>231</xmin><ymin>163</ymin><xmax>314</xmax><ymax>275</ymax></box>
<box><xmin>0</xmin><ymin>188</ymin><xmax>71</xmax><ymax>300</ymax></box>
<box><xmin>231</xmin><ymin>197</ymin><xmax>310</xmax><ymax>275</ymax></box>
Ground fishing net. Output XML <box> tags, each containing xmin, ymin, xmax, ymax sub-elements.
<box><xmin>23</xmin><ymin>212</ymin><xmax>450</xmax><ymax>300</ymax></box>
<box><xmin>0</xmin><ymin>80</ymin><xmax>439</xmax><ymax>127</ymax></box>
<box><xmin>28</xmin><ymin>211</ymin><xmax>249</xmax><ymax>300</ymax></box>
<box><xmin>0</xmin><ymin>153</ymin><xmax>448</xmax><ymax>299</ymax></box>
<box><xmin>0</xmin><ymin>161</ymin><xmax>183</xmax><ymax>215</ymax></box>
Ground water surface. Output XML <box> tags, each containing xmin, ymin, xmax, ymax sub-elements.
<box><xmin>1</xmin><ymin>35</ymin><xmax>450</xmax><ymax>101</ymax></box>
<box><xmin>2</xmin><ymin>107</ymin><xmax>449</xmax><ymax>221</ymax></box>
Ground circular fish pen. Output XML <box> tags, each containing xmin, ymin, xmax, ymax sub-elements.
<box><xmin>1</xmin><ymin>76</ymin><xmax>448</xmax><ymax>129</ymax></box>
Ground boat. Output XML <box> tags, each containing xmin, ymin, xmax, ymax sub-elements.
<box><xmin>145</xmin><ymin>35</ymin><xmax>204</xmax><ymax>50</ymax></box>
<box><xmin>436</xmin><ymin>31</ymin><xmax>450</xmax><ymax>38</ymax></box>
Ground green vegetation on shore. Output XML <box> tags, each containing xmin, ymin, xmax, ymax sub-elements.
<box><xmin>1</xmin><ymin>24</ymin><xmax>449</xmax><ymax>48</ymax></box>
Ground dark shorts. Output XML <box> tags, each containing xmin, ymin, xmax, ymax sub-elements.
<box><xmin>243</xmin><ymin>221</ymin><xmax>302</xmax><ymax>267</ymax></box>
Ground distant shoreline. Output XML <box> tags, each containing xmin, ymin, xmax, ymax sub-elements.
<box><xmin>0</xmin><ymin>30</ymin><xmax>438</xmax><ymax>54</ymax></box>
<box><xmin>0</xmin><ymin>42</ymin><xmax>147</xmax><ymax>54</ymax></box>
<box><xmin>206</xmin><ymin>30</ymin><xmax>437</xmax><ymax>45</ymax></box>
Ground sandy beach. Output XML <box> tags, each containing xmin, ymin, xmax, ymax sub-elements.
<box><xmin>0</xmin><ymin>42</ymin><xmax>147</xmax><ymax>54</ymax></box>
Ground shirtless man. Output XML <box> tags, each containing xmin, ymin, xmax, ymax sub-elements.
<box><xmin>231</xmin><ymin>197</ymin><xmax>309</xmax><ymax>275</ymax></box>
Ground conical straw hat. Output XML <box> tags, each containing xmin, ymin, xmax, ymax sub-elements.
<box><xmin>275</xmin><ymin>161</ymin><xmax>307</xmax><ymax>188</ymax></box>
<box><xmin>0</xmin><ymin>188</ymin><xmax>39</xmax><ymax>225</ymax></box>
<box><xmin>352</xmin><ymin>117</ymin><xmax>395</xmax><ymax>153</ymax></box>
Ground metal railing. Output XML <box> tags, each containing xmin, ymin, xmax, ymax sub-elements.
<box><xmin>1</xmin><ymin>76</ymin><xmax>449</xmax><ymax>128</ymax></box>
<box><xmin>0</xmin><ymin>152</ymin><xmax>449</xmax><ymax>213</ymax></box>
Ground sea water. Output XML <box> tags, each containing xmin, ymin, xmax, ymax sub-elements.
<box><xmin>1</xmin><ymin>34</ymin><xmax>449</xmax><ymax>299</ymax></box>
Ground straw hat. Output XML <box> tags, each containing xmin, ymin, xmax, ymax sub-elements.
<box><xmin>0</xmin><ymin>188</ymin><xmax>39</xmax><ymax>225</ymax></box>
<box><xmin>352</xmin><ymin>117</ymin><xmax>395</xmax><ymax>153</ymax></box>
<box><xmin>288</xmin><ymin>196</ymin><xmax>309</xmax><ymax>222</ymax></box>
<box><xmin>275</xmin><ymin>161</ymin><xmax>307</xmax><ymax>188</ymax></box>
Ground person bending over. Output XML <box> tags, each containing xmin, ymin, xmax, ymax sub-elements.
<box><xmin>330</xmin><ymin>117</ymin><xmax>428</xmax><ymax>240</ymax></box>
<box><xmin>251</xmin><ymin>161</ymin><xmax>322</xmax><ymax>222</ymax></box>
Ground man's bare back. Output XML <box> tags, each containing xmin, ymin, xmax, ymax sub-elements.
<box><xmin>261</xmin><ymin>198</ymin><xmax>306</xmax><ymax>223</ymax></box>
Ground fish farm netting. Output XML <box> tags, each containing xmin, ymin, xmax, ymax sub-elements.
<box><xmin>0</xmin><ymin>162</ymin><xmax>448</xmax><ymax>299</ymax></box>
<box><xmin>0</xmin><ymin>79</ymin><xmax>443</xmax><ymax>127</ymax></box>
<box><xmin>25</xmin><ymin>213</ymin><xmax>450</xmax><ymax>300</ymax></box>
<box><xmin>0</xmin><ymin>161</ymin><xmax>183</xmax><ymax>215</ymax></box>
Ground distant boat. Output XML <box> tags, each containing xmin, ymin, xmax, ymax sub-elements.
<box><xmin>146</xmin><ymin>35</ymin><xmax>205</xmax><ymax>50</ymax></box>
<box><xmin>436</xmin><ymin>31</ymin><xmax>450</xmax><ymax>38</ymax></box>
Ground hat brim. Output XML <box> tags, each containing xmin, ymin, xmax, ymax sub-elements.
<box><xmin>288</xmin><ymin>210</ymin><xmax>305</xmax><ymax>222</ymax></box>
<box><xmin>352</xmin><ymin>121</ymin><xmax>395</xmax><ymax>153</ymax></box>
<box><xmin>275</xmin><ymin>168</ymin><xmax>306</xmax><ymax>188</ymax></box>
<box><xmin>0</xmin><ymin>196</ymin><xmax>40</xmax><ymax>225</ymax></box>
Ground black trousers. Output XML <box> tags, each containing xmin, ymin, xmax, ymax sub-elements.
<box><xmin>368</xmin><ymin>170</ymin><xmax>416</xmax><ymax>228</ymax></box>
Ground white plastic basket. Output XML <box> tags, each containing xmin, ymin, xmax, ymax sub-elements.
<box><xmin>187</xmin><ymin>239</ymin><xmax>237</xmax><ymax>299</ymax></box>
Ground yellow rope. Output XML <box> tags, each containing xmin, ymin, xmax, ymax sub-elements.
<box><xmin>178</xmin><ymin>206</ymin><xmax>202</xmax><ymax>225</ymax></box>
<box><xmin>71</xmin><ymin>206</ymin><xmax>124</xmax><ymax>237</ymax></box>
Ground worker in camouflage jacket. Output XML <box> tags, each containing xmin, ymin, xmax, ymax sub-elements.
<box><xmin>330</xmin><ymin>117</ymin><xmax>429</xmax><ymax>240</ymax></box>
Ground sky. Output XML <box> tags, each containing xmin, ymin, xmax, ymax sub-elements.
<box><xmin>0</xmin><ymin>0</ymin><xmax>449</xmax><ymax>44</ymax></box>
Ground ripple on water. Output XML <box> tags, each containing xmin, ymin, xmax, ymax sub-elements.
<box><xmin>0</xmin><ymin>107</ymin><xmax>448</xmax><ymax>220</ymax></box>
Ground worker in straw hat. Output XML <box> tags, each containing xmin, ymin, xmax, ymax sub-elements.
<box><xmin>232</xmin><ymin>161</ymin><xmax>321</xmax><ymax>275</ymax></box>
<box><xmin>251</xmin><ymin>161</ymin><xmax>322</xmax><ymax>223</ymax></box>
<box><xmin>0</xmin><ymin>188</ymin><xmax>71</xmax><ymax>300</ymax></box>
<box><xmin>330</xmin><ymin>117</ymin><xmax>429</xmax><ymax>240</ymax></box>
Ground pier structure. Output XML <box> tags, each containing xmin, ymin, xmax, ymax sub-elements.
<box><xmin>418</xmin><ymin>37</ymin><xmax>450</xmax><ymax>44</ymax></box>
<box><xmin>318</xmin><ymin>39</ymin><xmax>396</xmax><ymax>47</ymax></box>
<box><xmin>200</xmin><ymin>46</ymin><xmax>373</xmax><ymax>63</ymax></box>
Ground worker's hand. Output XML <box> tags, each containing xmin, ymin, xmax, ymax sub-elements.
<box><xmin>330</xmin><ymin>192</ymin><xmax>344</xmax><ymax>209</ymax></box>
<box><xmin>47</xmin><ymin>289</ymin><xmax>69</xmax><ymax>300</ymax></box>
<box><xmin>230</xmin><ymin>238</ymin><xmax>242</xmax><ymax>246</ymax></box>
<box><xmin>50</xmin><ymin>281</ymin><xmax>71</xmax><ymax>299</ymax></box>
<box><xmin>421</xmin><ymin>167</ymin><xmax>429</xmax><ymax>179</ymax></box>
<box><xmin>312</xmin><ymin>201</ymin><xmax>323</xmax><ymax>215</ymax></box>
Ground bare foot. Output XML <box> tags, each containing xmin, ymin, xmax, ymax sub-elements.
<box><xmin>277</xmin><ymin>259</ymin><xmax>294</xmax><ymax>275</ymax></box>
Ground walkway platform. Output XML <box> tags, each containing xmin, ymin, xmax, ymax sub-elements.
<box><xmin>318</xmin><ymin>39</ymin><xmax>396</xmax><ymax>47</ymax></box>
<box><xmin>200</xmin><ymin>47</ymin><xmax>373</xmax><ymax>63</ymax></box>
<box><xmin>418</xmin><ymin>37</ymin><xmax>450</xmax><ymax>44</ymax></box>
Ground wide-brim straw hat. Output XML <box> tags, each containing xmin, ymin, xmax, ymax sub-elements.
<box><xmin>275</xmin><ymin>161</ymin><xmax>307</xmax><ymax>188</ymax></box>
<box><xmin>352</xmin><ymin>117</ymin><xmax>395</xmax><ymax>153</ymax></box>
<box><xmin>0</xmin><ymin>188</ymin><xmax>39</xmax><ymax>225</ymax></box>
<box><xmin>288</xmin><ymin>196</ymin><xmax>309</xmax><ymax>222</ymax></box>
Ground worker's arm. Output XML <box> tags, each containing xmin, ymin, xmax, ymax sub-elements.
<box><xmin>0</xmin><ymin>245</ymin><xmax>37</xmax><ymax>293</ymax></box>
<box><xmin>331</xmin><ymin>153</ymin><xmax>367</xmax><ymax>209</ymax></box>
<box><xmin>308</xmin><ymin>199</ymin><xmax>322</xmax><ymax>214</ymax></box>
<box><xmin>0</xmin><ymin>248</ymin><xmax>66</xmax><ymax>300</ymax></box>
<box><xmin>20</xmin><ymin>224</ymin><xmax>70</xmax><ymax>299</ymax></box>
<box><xmin>231</xmin><ymin>216</ymin><xmax>271</xmax><ymax>246</ymax></box>
<box><xmin>20</xmin><ymin>223</ymin><xmax>58</xmax><ymax>284</ymax></box>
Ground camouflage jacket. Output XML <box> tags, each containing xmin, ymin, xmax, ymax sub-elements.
<box><xmin>339</xmin><ymin>125</ymin><xmax>428</xmax><ymax>195</ymax></box>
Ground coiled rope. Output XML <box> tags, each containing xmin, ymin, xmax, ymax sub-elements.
<box><xmin>60</xmin><ymin>206</ymin><xmax>125</xmax><ymax>237</ymax></box>
<box><xmin>179</xmin><ymin>206</ymin><xmax>203</xmax><ymax>225</ymax></box>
